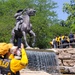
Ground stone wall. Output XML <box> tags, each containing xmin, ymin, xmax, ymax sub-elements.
<box><xmin>54</xmin><ymin>48</ymin><xmax>75</xmax><ymax>74</ymax></box>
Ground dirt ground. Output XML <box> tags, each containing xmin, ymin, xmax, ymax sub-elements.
<box><xmin>20</xmin><ymin>69</ymin><xmax>51</xmax><ymax>75</ymax></box>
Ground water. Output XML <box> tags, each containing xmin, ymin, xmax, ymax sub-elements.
<box><xmin>26</xmin><ymin>50</ymin><xmax>61</xmax><ymax>75</ymax></box>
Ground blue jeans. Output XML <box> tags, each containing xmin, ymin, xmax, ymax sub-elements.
<box><xmin>17</xmin><ymin>38</ymin><xmax>22</xmax><ymax>48</ymax></box>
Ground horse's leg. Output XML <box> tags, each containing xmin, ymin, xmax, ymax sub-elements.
<box><xmin>29</xmin><ymin>30</ymin><xmax>36</xmax><ymax>47</ymax></box>
<box><xmin>22</xmin><ymin>31</ymin><xmax>30</xmax><ymax>48</ymax></box>
<box><xmin>10</xmin><ymin>29</ymin><xmax>15</xmax><ymax>45</ymax></box>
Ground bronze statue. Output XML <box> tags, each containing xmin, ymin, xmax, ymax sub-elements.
<box><xmin>10</xmin><ymin>8</ymin><xmax>36</xmax><ymax>48</ymax></box>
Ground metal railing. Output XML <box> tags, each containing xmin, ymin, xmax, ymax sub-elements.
<box><xmin>57</xmin><ymin>42</ymin><xmax>75</xmax><ymax>48</ymax></box>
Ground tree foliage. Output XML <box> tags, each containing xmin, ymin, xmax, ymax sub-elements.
<box><xmin>63</xmin><ymin>0</ymin><xmax>75</xmax><ymax>32</ymax></box>
<box><xmin>0</xmin><ymin>0</ymin><xmax>70</xmax><ymax>48</ymax></box>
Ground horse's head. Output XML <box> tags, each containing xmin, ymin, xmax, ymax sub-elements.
<box><xmin>24</xmin><ymin>8</ymin><xmax>36</xmax><ymax>16</ymax></box>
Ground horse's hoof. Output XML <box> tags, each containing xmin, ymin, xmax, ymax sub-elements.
<box><xmin>26</xmin><ymin>46</ymin><xmax>33</xmax><ymax>49</ymax></box>
<box><xmin>34</xmin><ymin>47</ymin><xmax>39</xmax><ymax>49</ymax></box>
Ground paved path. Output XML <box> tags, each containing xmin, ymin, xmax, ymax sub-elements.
<box><xmin>20</xmin><ymin>69</ymin><xmax>51</xmax><ymax>75</ymax></box>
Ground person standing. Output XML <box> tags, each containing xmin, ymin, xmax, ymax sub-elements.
<box><xmin>69</xmin><ymin>32</ymin><xmax>74</xmax><ymax>47</ymax></box>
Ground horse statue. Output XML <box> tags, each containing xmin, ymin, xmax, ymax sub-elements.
<box><xmin>10</xmin><ymin>8</ymin><xmax>36</xmax><ymax>48</ymax></box>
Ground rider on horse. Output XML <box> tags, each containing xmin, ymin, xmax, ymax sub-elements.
<box><xmin>10</xmin><ymin>8</ymin><xmax>36</xmax><ymax>48</ymax></box>
<box><xmin>14</xmin><ymin>10</ymin><xmax>24</xmax><ymax>48</ymax></box>
<box><xmin>14</xmin><ymin>9</ymin><xmax>23</xmax><ymax>31</ymax></box>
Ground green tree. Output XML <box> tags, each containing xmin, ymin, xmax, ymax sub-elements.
<box><xmin>63</xmin><ymin>0</ymin><xmax>75</xmax><ymax>32</ymax></box>
<box><xmin>0</xmin><ymin>0</ymin><xmax>66</xmax><ymax>48</ymax></box>
<box><xmin>30</xmin><ymin>0</ymin><xmax>58</xmax><ymax>48</ymax></box>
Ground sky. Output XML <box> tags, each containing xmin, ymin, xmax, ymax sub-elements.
<box><xmin>53</xmin><ymin>0</ymin><xmax>70</xmax><ymax>21</ymax></box>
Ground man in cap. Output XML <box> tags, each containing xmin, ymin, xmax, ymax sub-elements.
<box><xmin>0</xmin><ymin>43</ymin><xmax>28</xmax><ymax>75</ymax></box>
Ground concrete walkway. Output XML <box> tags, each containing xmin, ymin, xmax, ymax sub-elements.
<box><xmin>20</xmin><ymin>69</ymin><xmax>51</xmax><ymax>75</ymax></box>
